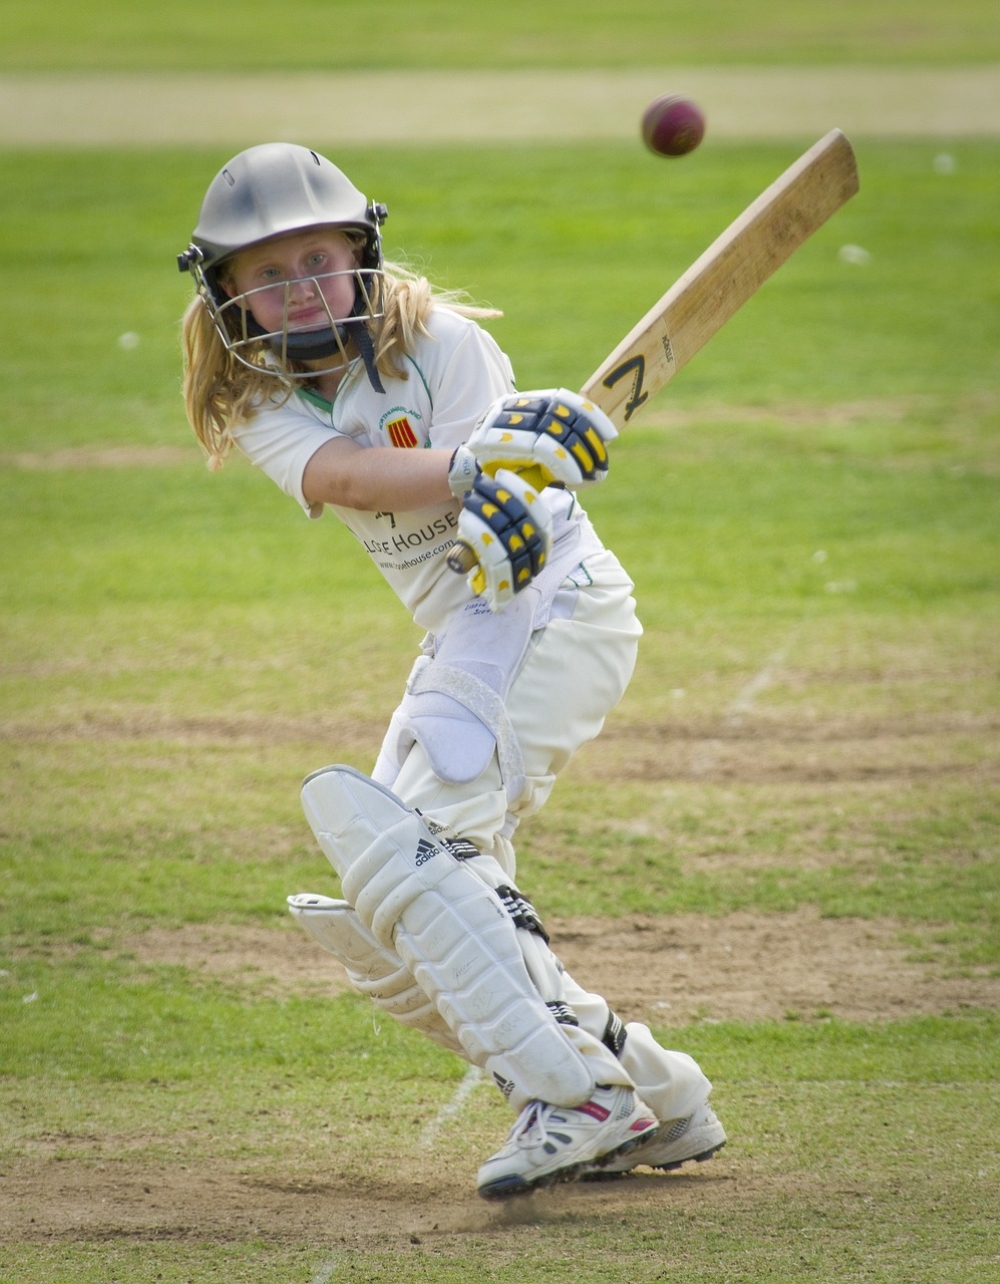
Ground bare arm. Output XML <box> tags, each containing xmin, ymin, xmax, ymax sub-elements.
<box><xmin>302</xmin><ymin>436</ymin><xmax>454</xmax><ymax>511</ymax></box>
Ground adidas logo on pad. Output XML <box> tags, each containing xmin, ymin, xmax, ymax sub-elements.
<box><xmin>414</xmin><ymin>839</ymin><xmax>439</xmax><ymax>867</ymax></box>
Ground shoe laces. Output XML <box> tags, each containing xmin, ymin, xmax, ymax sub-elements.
<box><xmin>510</xmin><ymin>1100</ymin><xmax>567</xmax><ymax>1151</ymax></box>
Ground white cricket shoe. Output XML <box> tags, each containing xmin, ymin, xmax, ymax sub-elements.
<box><xmin>585</xmin><ymin>1100</ymin><xmax>727</xmax><ymax>1177</ymax></box>
<box><xmin>476</xmin><ymin>1085</ymin><xmax>658</xmax><ymax>1199</ymax></box>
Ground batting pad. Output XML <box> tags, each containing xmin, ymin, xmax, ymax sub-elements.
<box><xmin>287</xmin><ymin>893</ymin><xmax>460</xmax><ymax>1050</ymax></box>
<box><xmin>300</xmin><ymin>765</ymin><xmax>625</xmax><ymax>1109</ymax></box>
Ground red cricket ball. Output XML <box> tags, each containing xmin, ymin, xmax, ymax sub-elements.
<box><xmin>641</xmin><ymin>94</ymin><xmax>706</xmax><ymax>157</ymax></box>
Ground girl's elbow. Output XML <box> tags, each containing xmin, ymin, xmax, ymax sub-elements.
<box><xmin>302</xmin><ymin>456</ymin><xmax>367</xmax><ymax>510</ymax></box>
<box><xmin>307</xmin><ymin>473</ymin><xmax>376</xmax><ymax>511</ymax></box>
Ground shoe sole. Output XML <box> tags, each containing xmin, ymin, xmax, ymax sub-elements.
<box><xmin>653</xmin><ymin>1138</ymin><xmax>727</xmax><ymax>1171</ymax></box>
<box><xmin>581</xmin><ymin>1138</ymin><xmax>726</xmax><ymax>1182</ymax></box>
<box><xmin>478</xmin><ymin>1122</ymin><xmax>657</xmax><ymax>1200</ymax></box>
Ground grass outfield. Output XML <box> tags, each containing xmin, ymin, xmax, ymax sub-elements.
<box><xmin>5</xmin><ymin>0</ymin><xmax>1000</xmax><ymax>70</ymax></box>
<box><xmin>2</xmin><ymin>130</ymin><xmax>999</xmax><ymax>1283</ymax></box>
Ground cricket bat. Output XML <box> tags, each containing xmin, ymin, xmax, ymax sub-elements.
<box><xmin>446</xmin><ymin>129</ymin><xmax>858</xmax><ymax>579</ymax></box>
<box><xmin>580</xmin><ymin>128</ymin><xmax>859</xmax><ymax>429</ymax></box>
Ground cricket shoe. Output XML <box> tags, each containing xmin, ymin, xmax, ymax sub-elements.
<box><xmin>476</xmin><ymin>1084</ymin><xmax>658</xmax><ymax>1200</ymax></box>
<box><xmin>583</xmin><ymin>1100</ymin><xmax>726</xmax><ymax>1178</ymax></box>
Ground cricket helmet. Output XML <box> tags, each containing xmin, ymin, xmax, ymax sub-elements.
<box><xmin>177</xmin><ymin>143</ymin><xmax>389</xmax><ymax>384</ymax></box>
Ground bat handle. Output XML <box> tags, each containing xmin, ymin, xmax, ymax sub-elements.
<box><xmin>446</xmin><ymin>541</ymin><xmax>478</xmax><ymax>575</ymax></box>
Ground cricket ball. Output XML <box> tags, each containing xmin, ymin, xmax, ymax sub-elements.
<box><xmin>641</xmin><ymin>94</ymin><xmax>705</xmax><ymax>157</ymax></box>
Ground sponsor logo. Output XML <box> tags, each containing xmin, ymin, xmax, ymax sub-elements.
<box><xmin>414</xmin><ymin>839</ymin><xmax>439</xmax><ymax>867</ymax></box>
<box><xmin>390</xmin><ymin>512</ymin><xmax>458</xmax><ymax>553</ymax></box>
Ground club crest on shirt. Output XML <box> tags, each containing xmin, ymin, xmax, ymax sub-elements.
<box><xmin>385</xmin><ymin>414</ymin><xmax>419</xmax><ymax>448</ymax></box>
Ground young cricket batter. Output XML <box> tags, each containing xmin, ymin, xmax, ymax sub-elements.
<box><xmin>178</xmin><ymin>142</ymin><xmax>726</xmax><ymax>1198</ymax></box>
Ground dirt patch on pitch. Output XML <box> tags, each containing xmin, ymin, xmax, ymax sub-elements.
<box><xmin>5</xmin><ymin>914</ymin><xmax>997</xmax><ymax>1250</ymax></box>
<box><xmin>2</xmin><ymin>444</ymin><xmax>197</xmax><ymax>471</ymax></box>
<box><xmin>551</xmin><ymin>909</ymin><xmax>999</xmax><ymax>1022</ymax></box>
<box><xmin>583</xmin><ymin>712</ymin><xmax>997</xmax><ymax>787</ymax></box>
<box><xmin>123</xmin><ymin>906</ymin><xmax>998</xmax><ymax>1025</ymax></box>
<box><xmin>0</xmin><ymin>1148</ymin><xmax>743</xmax><ymax>1251</ymax></box>
<box><xmin>2</xmin><ymin>395</ymin><xmax>991</xmax><ymax>473</ymax></box>
<box><xmin>3</xmin><ymin>67</ymin><xmax>1000</xmax><ymax>147</ymax></box>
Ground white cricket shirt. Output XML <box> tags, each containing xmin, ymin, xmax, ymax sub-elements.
<box><xmin>230</xmin><ymin>307</ymin><xmax>591</xmax><ymax>634</ymax></box>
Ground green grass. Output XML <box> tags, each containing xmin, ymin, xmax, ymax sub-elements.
<box><xmin>1</xmin><ymin>1005</ymin><xmax>998</xmax><ymax>1281</ymax></box>
<box><xmin>4</xmin><ymin>0</ymin><xmax>1000</xmax><ymax>70</ymax></box>
<box><xmin>2</xmin><ymin>61</ymin><xmax>999</xmax><ymax>1284</ymax></box>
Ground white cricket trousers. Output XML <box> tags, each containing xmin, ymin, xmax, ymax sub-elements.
<box><xmin>387</xmin><ymin>548</ymin><xmax>712</xmax><ymax>1121</ymax></box>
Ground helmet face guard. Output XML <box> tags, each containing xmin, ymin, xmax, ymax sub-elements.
<box><xmin>187</xmin><ymin>254</ymin><xmax>386</xmax><ymax>377</ymax></box>
<box><xmin>178</xmin><ymin>143</ymin><xmax>389</xmax><ymax>386</ymax></box>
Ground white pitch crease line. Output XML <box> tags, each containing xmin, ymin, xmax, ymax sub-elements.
<box><xmin>309</xmin><ymin>1260</ymin><xmax>340</xmax><ymax>1284</ymax></box>
<box><xmin>418</xmin><ymin>1064</ymin><xmax>484</xmax><ymax>1150</ymax></box>
<box><xmin>691</xmin><ymin>637</ymin><xmax>794</xmax><ymax>775</ymax></box>
<box><xmin>725</xmin><ymin>644</ymin><xmax>789</xmax><ymax>726</ymax></box>
<box><xmin>308</xmin><ymin>1065</ymin><xmax>485</xmax><ymax>1280</ymax></box>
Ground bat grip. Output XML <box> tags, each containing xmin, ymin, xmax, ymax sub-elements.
<box><xmin>446</xmin><ymin>541</ymin><xmax>478</xmax><ymax>575</ymax></box>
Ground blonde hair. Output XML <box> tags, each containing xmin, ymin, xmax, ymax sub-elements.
<box><xmin>181</xmin><ymin>258</ymin><xmax>501</xmax><ymax>470</ymax></box>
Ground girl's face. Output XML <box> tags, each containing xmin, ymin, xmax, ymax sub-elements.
<box><xmin>222</xmin><ymin>228</ymin><xmax>362</xmax><ymax>341</ymax></box>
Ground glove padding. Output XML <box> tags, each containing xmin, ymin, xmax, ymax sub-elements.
<box><xmin>447</xmin><ymin>469</ymin><xmax>553</xmax><ymax>613</ymax></box>
<box><xmin>465</xmin><ymin>388</ymin><xmax>617</xmax><ymax>490</ymax></box>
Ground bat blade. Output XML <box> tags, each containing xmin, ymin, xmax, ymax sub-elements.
<box><xmin>580</xmin><ymin>128</ymin><xmax>859</xmax><ymax>429</ymax></box>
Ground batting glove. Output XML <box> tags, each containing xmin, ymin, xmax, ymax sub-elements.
<box><xmin>464</xmin><ymin>388</ymin><xmax>618</xmax><ymax>490</ymax></box>
<box><xmin>447</xmin><ymin>469</ymin><xmax>553</xmax><ymax>612</ymax></box>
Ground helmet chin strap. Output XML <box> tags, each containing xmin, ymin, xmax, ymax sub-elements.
<box><xmin>344</xmin><ymin>320</ymin><xmax>386</xmax><ymax>395</ymax></box>
<box><xmin>267</xmin><ymin>316</ymin><xmax>385</xmax><ymax>394</ymax></box>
